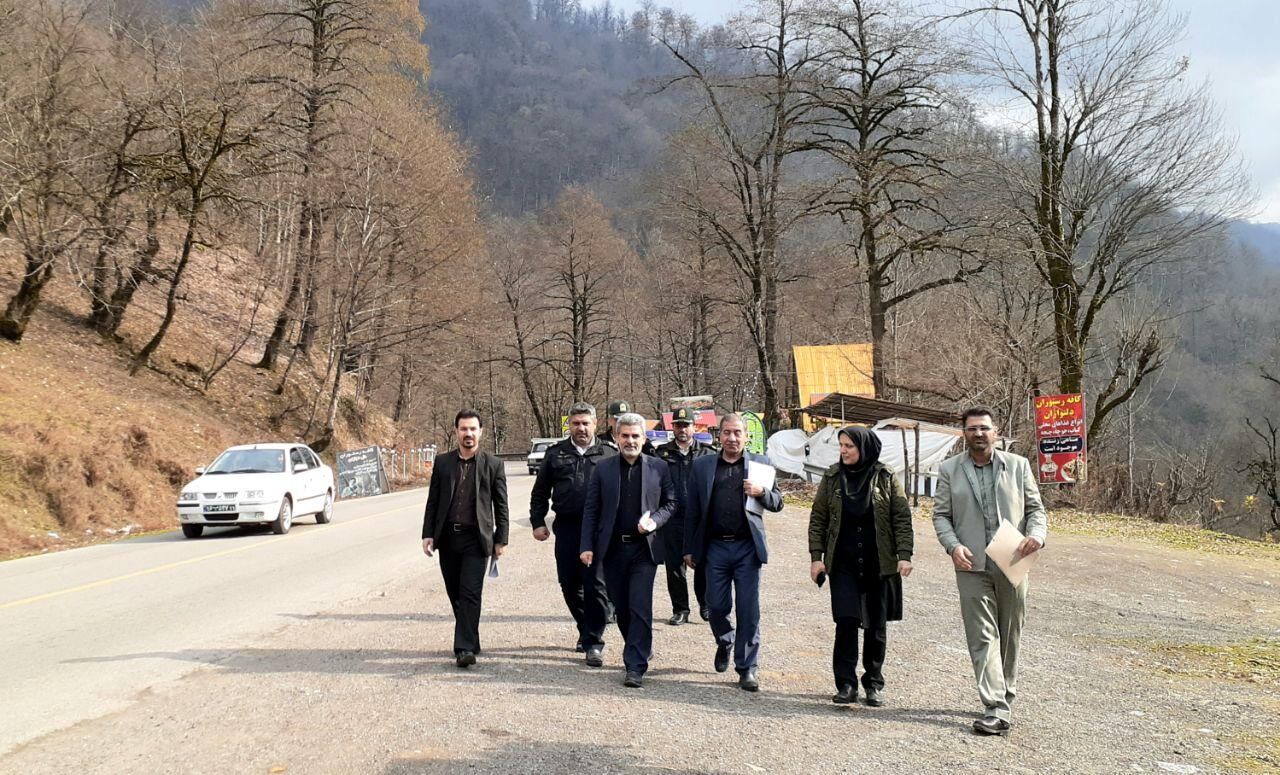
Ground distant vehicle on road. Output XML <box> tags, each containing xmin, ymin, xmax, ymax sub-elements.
<box><xmin>527</xmin><ymin>437</ymin><xmax>563</xmax><ymax>475</ymax></box>
<box><xmin>176</xmin><ymin>443</ymin><xmax>334</xmax><ymax>538</ymax></box>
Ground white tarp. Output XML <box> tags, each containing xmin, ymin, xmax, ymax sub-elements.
<box><xmin>767</xmin><ymin>422</ymin><xmax>959</xmax><ymax>481</ymax></box>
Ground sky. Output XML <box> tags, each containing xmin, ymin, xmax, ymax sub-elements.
<box><xmin>611</xmin><ymin>0</ymin><xmax>1280</xmax><ymax>223</ymax></box>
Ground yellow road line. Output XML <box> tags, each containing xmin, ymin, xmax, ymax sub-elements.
<box><xmin>0</xmin><ymin>504</ymin><xmax>409</xmax><ymax>612</ymax></box>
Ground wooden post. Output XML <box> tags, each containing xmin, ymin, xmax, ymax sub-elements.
<box><xmin>900</xmin><ymin>427</ymin><xmax>909</xmax><ymax>494</ymax></box>
<box><xmin>913</xmin><ymin>424</ymin><xmax>921</xmax><ymax>507</ymax></box>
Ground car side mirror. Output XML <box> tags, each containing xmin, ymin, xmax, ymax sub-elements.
<box><xmin>293</xmin><ymin>462</ymin><xmax>307</xmax><ymax>473</ymax></box>
<box><xmin>195</xmin><ymin>466</ymin><xmax>206</xmax><ymax>475</ymax></box>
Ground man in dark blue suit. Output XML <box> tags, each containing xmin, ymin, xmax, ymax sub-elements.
<box><xmin>683</xmin><ymin>413</ymin><xmax>784</xmax><ymax>691</ymax></box>
<box><xmin>580</xmin><ymin>412</ymin><xmax>676</xmax><ymax>688</ymax></box>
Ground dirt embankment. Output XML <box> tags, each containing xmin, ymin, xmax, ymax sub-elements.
<box><xmin>0</xmin><ymin>249</ymin><xmax>395</xmax><ymax>559</ymax></box>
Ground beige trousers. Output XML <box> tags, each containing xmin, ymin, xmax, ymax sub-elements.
<box><xmin>955</xmin><ymin>564</ymin><xmax>1027</xmax><ymax>721</ymax></box>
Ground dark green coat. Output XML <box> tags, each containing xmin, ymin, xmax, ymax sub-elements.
<box><xmin>808</xmin><ymin>462</ymin><xmax>913</xmax><ymax>576</ymax></box>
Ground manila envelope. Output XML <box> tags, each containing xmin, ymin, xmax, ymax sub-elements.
<box><xmin>985</xmin><ymin>521</ymin><xmax>1039</xmax><ymax>587</ymax></box>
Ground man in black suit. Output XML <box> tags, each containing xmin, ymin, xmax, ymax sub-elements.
<box><xmin>422</xmin><ymin>409</ymin><xmax>509</xmax><ymax>668</ymax></box>
<box><xmin>580</xmin><ymin>412</ymin><xmax>676</xmax><ymax>687</ymax></box>
<box><xmin>684</xmin><ymin>413</ymin><xmax>783</xmax><ymax>691</ymax></box>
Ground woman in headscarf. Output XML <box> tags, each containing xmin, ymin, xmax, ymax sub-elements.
<box><xmin>807</xmin><ymin>426</ymin><xmax>913</xmax><ymax>706</ymax></box>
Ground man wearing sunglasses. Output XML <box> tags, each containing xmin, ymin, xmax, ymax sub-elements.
<box><xmin>933</xmin><ymin>407</ymin><xmax>1047</xmax><ymax>737</ymax></box>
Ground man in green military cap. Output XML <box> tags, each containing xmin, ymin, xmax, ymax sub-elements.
<box><xmin>598</xmin><ymin>399</ymin><xmax>655</xmax><ymax>455</ymax></box>
<box><xmin>654</xmin><ymin>407</ymin><xmax>716</xmax><ymax>623</ymax></box>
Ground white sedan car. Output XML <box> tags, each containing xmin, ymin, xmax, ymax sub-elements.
<box><xmin>176</xmin><ymin>443</ymin><xmax>335</xmax><ymax>538</ymax></box>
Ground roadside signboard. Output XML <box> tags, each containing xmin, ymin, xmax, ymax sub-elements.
<box><xmin>337</xmin><ymin>446</ymin><xmax>389</xmax><ymax>499</ymax></box>
<box><xmin>1033</xmin><ymin>394</ymin><xmax>1086</xmax><ymax>484</ymax></box>
<box><xmin>741</xmin><ymin>411</ymin><xmax>766</xmax><ymax>454</ymax></box>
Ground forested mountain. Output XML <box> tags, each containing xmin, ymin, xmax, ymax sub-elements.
<box><xmin>420</xmin><ymin>0</ymin><xmax>685</xmax><ymax>213</ymax></box>
<box><xmin>4</xmin><ymin>0</ymin><xmax>1278</xmax><ymax>549</ymax></box>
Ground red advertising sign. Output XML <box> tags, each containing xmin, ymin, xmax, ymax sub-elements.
<box><xmin>1033</xmin><ymin>393</ymin><xmax>1086</xmax><ymax>484</ymax></box>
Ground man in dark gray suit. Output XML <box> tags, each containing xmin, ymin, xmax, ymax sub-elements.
<box><xmin>422</xmin><ymin>409</ymin><xmax>509</xmax><ymax>668</ymax></box>
<box><xmin>684</xmin><ymin>413</ymin><xmax>783</xmax><ymax>691</ymax></box>
<box><xmin>580</xmin><ymin>412</ymin><xmax>676</xmax><ymax>687</ymax></box>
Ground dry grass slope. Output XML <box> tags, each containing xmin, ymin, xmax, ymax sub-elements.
<box><xmin>0</xmin><ymin>245</ymin><xmax>396</xmax><ymax>559</ymax></box>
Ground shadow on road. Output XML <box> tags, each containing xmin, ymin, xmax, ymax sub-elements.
<box><xmin>122</xmin><ymin>523</ymin><xmax>327</xmax><ymax>544</ymax></box>
<box><xmin>381</xmin><ymin>740</ymin><xmax>736</xmax><ymax>774</ymax></box>
<box><xmin>279</xmin><ymin>612</ymin><xmax>566</xmax><ymax>624</ymax></box>
<box><xmin>64</xmin><ymin>643</ymin><xmax>977</xmax><ymax>729</ymax></box>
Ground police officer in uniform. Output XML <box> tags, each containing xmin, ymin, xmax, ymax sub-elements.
<box><xmin>653</xmin><ymin>407</ymin><xmax>716</xmax><ymax>624</ymax></box>
<box><xmin>599</xmin><ymin>399</ymin><xmax>656</xmax><ymax>455</ymax></box>
<box><xmin>530</xmin><ymin>401</ymin><xmax>617</xmax><ymax>667</ymax></box>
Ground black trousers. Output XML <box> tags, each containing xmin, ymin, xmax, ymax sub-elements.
<box><xmin>553</xmin><ymin>520</ymin><xmax>607</xmax><ymax>648</ymax></box>
<box><xmin>833</xmin><ymin>618</ymin><xmax>887</xmax><ymax>692</ymax></box>
<box><xmin>438</xmin><ymin>525</ymin><xmax>488</xmax><ymax>655</ymax></box>
<box><xmin>602</xmin><ymin>538</ymin><xmax>657</xmax><ymax>675</ymax></box>
<box><xmin>660</xmin><ymin>520</ymin><xmax>704</xmax><ymax>615</ymax></box>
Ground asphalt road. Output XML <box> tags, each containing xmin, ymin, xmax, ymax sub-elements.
<box><xmin>0</xmin><ymin>463</ymin><xmax>532</xmax><ymax>755</ymax></box>
<box><xmin>3</xmin><ymin>463</ymin><xmax>1277</xmax><ymax>773</ymax></box>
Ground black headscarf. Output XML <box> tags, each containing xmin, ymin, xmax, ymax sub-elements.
<box><xmin>837</xmin><ymin>425</ymin><xmax>882</xmax><ymax>513</ymax></box>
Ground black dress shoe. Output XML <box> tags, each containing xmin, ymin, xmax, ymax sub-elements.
<box><xmin>699</xmin><ymin>606</ymin><xmax>710</xmax><ymax>621</ymax></box>
<box><xmin>667</xmin><ymin>612</ymin><xmax>689</xmax><ymax>626</ymax></box>
<box><xmin>714</xmin><ymin>643</ymin><xmax>731</xmax><ymax>673</ymax></box>
<box><xmin>623</xmin><ymin>671</ymin><xmax>644</xmax><ymax>688</ymax></box>
<box><xmin>585</xmin><ymin>646</ymin><xmax>604</xmax><ymax>668</ymax></box>
<box><xmin>455</xmin><ymin>651</ymin><xmax>476</xmax><ymax>668</ymax></box>
<box><xmin>738</xmin><ymin>668</ymin><xmax>759</xmax><ymax>692</ymax></box>
<box><xmin>972</xmin><ymin>717</ymin><xmax>1011</xmax><ymax>736</ymax></box>
<box><xmin>863</xmin><ymin>687</ymin><xmax>884</xmax><ymax>707</ymax></box>
<box><xmin>832</xmin><ymin>685</ymin><xmax>857</xmax><ymax>704</ymax></box>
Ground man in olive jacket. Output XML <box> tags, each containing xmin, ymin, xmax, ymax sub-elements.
<box><xmin>933</xmin><ymin>407</ymin><xmax>1047</xmax><ymax>736</ymax></box>
<box><xmin>422</xmin><ymin>409</ymin><xmax>509</xmax><ymax>668</ymax></box>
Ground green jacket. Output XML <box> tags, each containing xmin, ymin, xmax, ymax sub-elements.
<box><xmin>808</xmin><ymin>462</ymin><xmax>913</xmax><ymax>576</ymax></box>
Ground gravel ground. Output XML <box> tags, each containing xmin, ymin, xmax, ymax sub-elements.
<box><xmin>4</xmin><ymin>506</ymin><xmax>1277</xmax><ymax>774</ymax></box>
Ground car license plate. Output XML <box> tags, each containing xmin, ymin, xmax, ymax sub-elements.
<box><xmin>204</xmin><ymin>504</ymin><xmax>236</xmax><ymax>513</ymax></box>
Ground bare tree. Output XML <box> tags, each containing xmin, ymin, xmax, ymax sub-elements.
<box><xmin>1242</xmin><ymin>369</ymin><xmax>1280</xmax><ymax>536</ymax></box>
<box><xmin>538</xmin><ymin>187</ymin><xmax>627</xmax><ymax>403</ymax></box>
<box><xmin>490</xmin><ymin>219</ymin><xmax>565</xmax><ymax>437</ymax></box>
<box><xmin>958</xmin><ymin>0</ymin><xmax>1251</xmax><ymax>441</ymax></box>
<box><xmin>247</xmin><ymin>0</ymin><xmax>427</xmax><ymax>369</ymax></box>
<box><xmin>129</xmin><ymin>26</ymin><xmax>273</xmax><ymax>374</ymax></box>
<box><xmin>804</xmin><ymin>0</ymin><xmax>986</xmax><ymax>395</ymax></box>
<box><xmin>81</xmin><ymin>18</ymin><xmax>171</xmax><ymax>338</ymax></box>
<box><xmin>0</xmin><ymin>1</ymin><xmax>94</xmax><ymax>342</ymax></box>
<box><xmin>656</xmin><ymin>0</ymin><xmax>828</xmax><ymax>430</ymax></box>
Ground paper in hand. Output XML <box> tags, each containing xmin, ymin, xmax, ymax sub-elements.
<box><xmin>984</xmin><ymin>522</ymin><xmax>1038</xmax><ymax>587</ymax></box>
<box><xmin>488</xmin><ymin>557</ymin><xmax>499</xmax><ymax>578</ymax></box>
<box><xmin>639</xmin><ymin>510</ymin><xmax>657</xmax><ymax>533</ymax></box>
<box><xmin>746</xmin><ymin>461</ymin><xmax>776</xmax><ymax>514</ymax></box>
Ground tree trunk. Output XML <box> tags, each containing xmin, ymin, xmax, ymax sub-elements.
<box><xmin>92</xmin><ymin>206</ymin><xmax>161</xmax><ymax>338</ymax></box>
<box><xmin>393</xmin><ymin>354</ymin><xmax>412</xmax><ymax>422</ymax></box>
<box><xmin>130</xmin><ymin>215</ymin><xmax>197</xmax><ymax>374</ymax></box>
<box><xmin>0</xmin><ymin>250</ymin><xmax>56</xmax><ymax>342</ymax></box>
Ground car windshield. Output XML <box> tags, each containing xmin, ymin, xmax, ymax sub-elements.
<box><xmin>206</xmin><ymin>449</ymin><xmax>286</xmax><ymax>474</ymax></box>
<box><xmin>533</xmin><ymin>442</ymin><xmax>552</xmax><ymax>452</ymax></box>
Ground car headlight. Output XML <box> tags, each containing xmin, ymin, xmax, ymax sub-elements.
<box><xmin>244</xmin><ymin>490</ymin><xmax>266</xmax><ymax>500</ymax></box>
<box><xmin>180</xmin><ymin>492</ymin><xmax>197</xmax><ymax>501</ymax></box>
